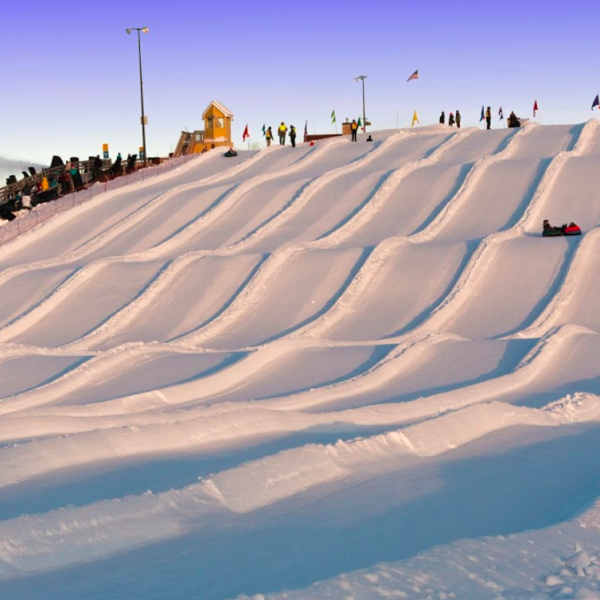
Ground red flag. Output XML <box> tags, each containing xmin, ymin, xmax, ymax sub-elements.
<box><xmin>533</xmin><ymin>100</ymin><xmax>538</xmax><ymax>117</ymax></box>
<box><xmin>242</xmin><ymin>124</ymin><xmax>249</xmax><ymax>141</ymax></box>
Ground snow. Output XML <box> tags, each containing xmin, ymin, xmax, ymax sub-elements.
<box><xmin>1</xmin><ymin>123</ymin><xmax>600</xmax><ymax>599</ymax></box>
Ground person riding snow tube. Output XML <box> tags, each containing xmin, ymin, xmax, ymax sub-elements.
<box><xmin>562</xmin><ymin>222</ymin><xmax>582</xmax><ymax>236</ymax></box>
<box><xmin>542</xmin><ymin>219</ymin><xmax>562</xmax><ymax>237</ymax></box>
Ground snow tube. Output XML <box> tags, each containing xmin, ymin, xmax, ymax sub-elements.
<box><xmin>563</xmin><ymin>225</ymin><xmax>581</xmax><ymax>236</ymax></box>
<box><xmin>542</xmin><ymin>229</ymin><xmax>562</xmax><ymax>237</ymax></box>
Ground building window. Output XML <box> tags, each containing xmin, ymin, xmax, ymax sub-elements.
<box><xmin>195</xmin><ymin>132</ymin><xmax>203</xmax><ymax>142</ymax></box>
<box><xmin>214</xmin><ymin>117</ymin><xmax>223</xmax><ymax>128</ymax></box>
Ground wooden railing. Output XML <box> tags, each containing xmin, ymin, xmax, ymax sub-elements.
<box><xmin>0</xmin><ymin>153</ymin><xmax>197</xmax><ymax>245</ymax></box>
<box><xmin>0</xmin><ymin>158</ymin><xmax>113</xmax><ymax>207</ymax></box>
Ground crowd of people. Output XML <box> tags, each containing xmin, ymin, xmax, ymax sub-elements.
<box><xmin>439</xmin><ymin>111</ymin><xmax>463</xmax><ymax>128</ymax></box>
<box><xmin>439</xmin><ymin>108</ymin><xmax>523</xmax><ymax>130</ymax></box>
<box><xmin>0</xmin><ymin>152</ymin><xmax>140</xmax><ymax>222</ymax></box>
<box><xmin>264</xmin><ymin>123</ymin><xmax>298</xmax><ymax>148</ymax></box>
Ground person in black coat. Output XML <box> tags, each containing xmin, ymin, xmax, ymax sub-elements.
<box><xmin>0</xmin><ymin>204</ymin><xmax>16</xmax><ymax>221</ymax></box>
<box><xmin>289</xmin><ymin>125</ymin><xmax>297</xmax><ymax>147</ymax></box>
<box><xmin>448</xmin><ymin>112</ymin><xmax>455</xmax><ymax>127</ymax></box>
<box><xmin>93</xmin><ymin>155</ymin><xmax>103</xmax><ymax>181</ymax></box>
<box><xmin>21</xmin><ymin>182</ymin><xmax>33</xmax><ymax>209</ymax></box>
<box><xmin>508</xmin><ymin>111</ymin><xmax>521</xmax><ymax>128</ymax></box>
<box><xmin>439</xmin><ymin>111</ymin><xmax>445</xmax><ymax>124</ymax></box>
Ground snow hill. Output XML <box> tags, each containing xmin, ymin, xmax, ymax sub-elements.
<box><xmin>2</xmin><ymin>123</ymin><xmax>600</xmax><ymax>600</ymax></box>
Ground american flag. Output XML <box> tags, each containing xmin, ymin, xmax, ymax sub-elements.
<box><xmin>406</xmin><ymin>70</ymin><xmax>419</xmax><ymax>82</ymax></box>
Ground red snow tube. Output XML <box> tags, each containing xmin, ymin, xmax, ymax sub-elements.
<box><xmin>563</xmin><ymin>224</ymin><xmax>582</xmax><ymax>236</ymax></box>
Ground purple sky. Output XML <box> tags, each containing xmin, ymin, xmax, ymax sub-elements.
<box><xmin>1</xmin><ymin>0</ymin><xmax>598</xmax><ymax>164</ymax></box>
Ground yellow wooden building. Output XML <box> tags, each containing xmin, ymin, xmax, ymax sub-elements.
<box><xmin>173</xmin><ymin>101</ymin><xmax>234</xmax><ymax>156</ymax></box>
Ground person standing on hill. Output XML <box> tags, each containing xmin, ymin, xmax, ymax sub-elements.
<box><xmin>266</xmin><ymin>126</ymin><xmax>274</xmax><ymax>147</ymax></box>
<box><xmin>439</xmin><ymin>111</ymin><xmax>445</xmax><ymax>124</ymax></box>
<box><xmin>278</xmin><ymin>122</ymin><xmax>287</xmax><ymax>145</ymax></box>
<box><xmin>485</xmin><ymin>106</ymin><xmax>492</xmax><ymax>130</ymax></box>
<box><xmin>289</xmin><ymin>125</ymin><xmax>297</xmax><ymax>148</ymax></box>
<box><xmin>351</xmin><ymin>119</ymin><xmax>358</xmax><ymax>142</ymax></box>
<box><xmin>448</xmin><ymin>112</ymin><xmax>455</xmax><ymax>127</ymax></box>
<box><xmin>455</xmin><ymin>110</ymin><xmax>462</xmax><ymax>128</ymax></box>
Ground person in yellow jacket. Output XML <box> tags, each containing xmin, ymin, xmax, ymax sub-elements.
<box><xmin>350</xmin><ymin>119</ymin><xmax>358</xmax><ymax>142</ymax></box>
<box><xmin>41</xmin><ymin>176</ymin><xmax>49</xmax><ymax>191</ymax></box>
<box><xmin>265</xmin><ymin>126</ymin><xmax>274</xmax><ymax>147</ymax></box>
<box><xmin>278</xmin><ymin>122</ymin><xmax>287</xmax><ymax>145</ymax></box>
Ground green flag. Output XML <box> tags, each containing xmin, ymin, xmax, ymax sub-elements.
<box><xmin>331</xmin><ymin>110</ymin><xmax>336</xmax><ymax>124</ymax></box>
<box><xmin>357</xmin><ymin>116</ymin><xmax>362</xmax><ymax>128</ymax></box>
<box><xmin>262</xmin><ymin>123</ymin><xmax>266</xmax><ymax>136</ymax></box>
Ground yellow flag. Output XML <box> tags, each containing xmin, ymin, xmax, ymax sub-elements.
<box><xmin>411</xmin><ymin>110</ymin><xmax>419</xmax><ymax>127</ymax></box>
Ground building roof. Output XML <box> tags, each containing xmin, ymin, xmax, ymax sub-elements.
<box><xmin>202</xmin><ymin>101</ymin><xmax>234</xmax><ymax>120</ymax></box>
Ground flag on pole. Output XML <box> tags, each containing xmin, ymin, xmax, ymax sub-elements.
<box><xmin>407</xmin><ymin>69</ymin><xmax>419</xmax><ymax>82</ymax></box>
<box><xmin>479</xmin><ymin>106</ymin><xmax>485</xmax><ymax>122</ymax></box>
<box><xmin>498</xmin><ymin>107</ymin><xmax>504</xmax><ymax>120</ymax></box>
<box><xmin>262</xmin><ymin>123</ymin><xmax>266</xmax><ymax>136</ymax></box>
<box><xmin>304</xmin><ymin>120</ymin><xmax>308</xmax><ymax>143</ymax></box>
<box><xmin>592</xmin><ymin>95</ymin><xmax>599</xmax><ymax>110</ymax></box>
<box><xmin>357</xmin><ymin>116</ymin><xmax>362</xmax><ymax>131</ymax></box>
<box><xmin>331</xmin><ymin>110</ymin><xmax>336</xmax><ymax>124</ymax></box>
<box><xmin>242</xmin><ymin>124</ymin><xmax>249</xmax><ymax>141</ymax></box>
<box><xmin>533</xmin><ymin>100</ymin><xmax>539</xmax><ymax>117</ymax></box>
<box><xmin>411</xmin><ymin>110</ymin><xmax>419</xmax><ymax>127</ymax></box>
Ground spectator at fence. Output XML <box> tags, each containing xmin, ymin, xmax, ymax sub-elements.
<box><xmin>109</xmin><ymin>155</ymin><xmax>123</xmax><ymax>176</ymax></box>
<box><xmin>58</xmin><ymin>168</ymin><xmax>72</xmax><ymax>194</ymax></box>
<box><xmin>0</xmin><ymin>204</ymin><xmax>16</xmax><ymax>221</ymax></box>
<box><xmin>70</xmin><ymin>164</ymin><xmax>84</xmax><ymax>190</ymax></box>
<box><xmin>21</xmin><ymin>182</ymin><xmax>33</xmax><ymax>210</ymax></box>
<box><xmin>93</xmin><ymin>155</ymin><xmax>103</xmax><ymax>181</ymax></box>
<box><xmin>126</xmin><ymin>154</ymin><xmax>137</xmax><ymax>174</ymax></box>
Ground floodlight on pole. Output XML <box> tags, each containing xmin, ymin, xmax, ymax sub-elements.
<box><xmin>126</xmin><ymin>27</ymin><xmax>150</xmax><ymax>166</ymax></box>
<box><xmin>354</xmin><ymin>75</ymin><xmax>368</xmax><ymax>136</ymax></box>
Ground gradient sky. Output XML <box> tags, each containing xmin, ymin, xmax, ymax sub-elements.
<box><xmin>1</xmin><ymin>0</ymin><xmax>598</xmax><ymax>165</ymax></box>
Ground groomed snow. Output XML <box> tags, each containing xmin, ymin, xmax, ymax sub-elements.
<box><xmin>2</xmin><ymin>124</ymin><xmax>600</xmax><ymax>599</ymax></box>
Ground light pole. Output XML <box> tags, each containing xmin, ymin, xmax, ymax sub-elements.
<box><xmin>354</xmin><ymin>75</ymin><xmax>367</xmax><ymax>137</ymax></box>
<box><xmin>126</xmin><ymin>27</ymin><xmax>149</xmax><ymax>167</ymax></box>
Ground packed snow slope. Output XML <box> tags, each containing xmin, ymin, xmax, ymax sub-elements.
<box><xmin>2</xmin><ymin>123</ymin><xmax>600</xmax><ymax>600</ymax></box>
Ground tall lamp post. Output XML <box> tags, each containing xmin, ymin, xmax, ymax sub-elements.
<box><xmin>126</xmin><ymin>27</ymin><xmax>149</xmax><ymax>167</ymax></box>
<box><xmin>354</xmin><ymin>75</ymin><xmax>367</xmax><ymax>137</ymax></box>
